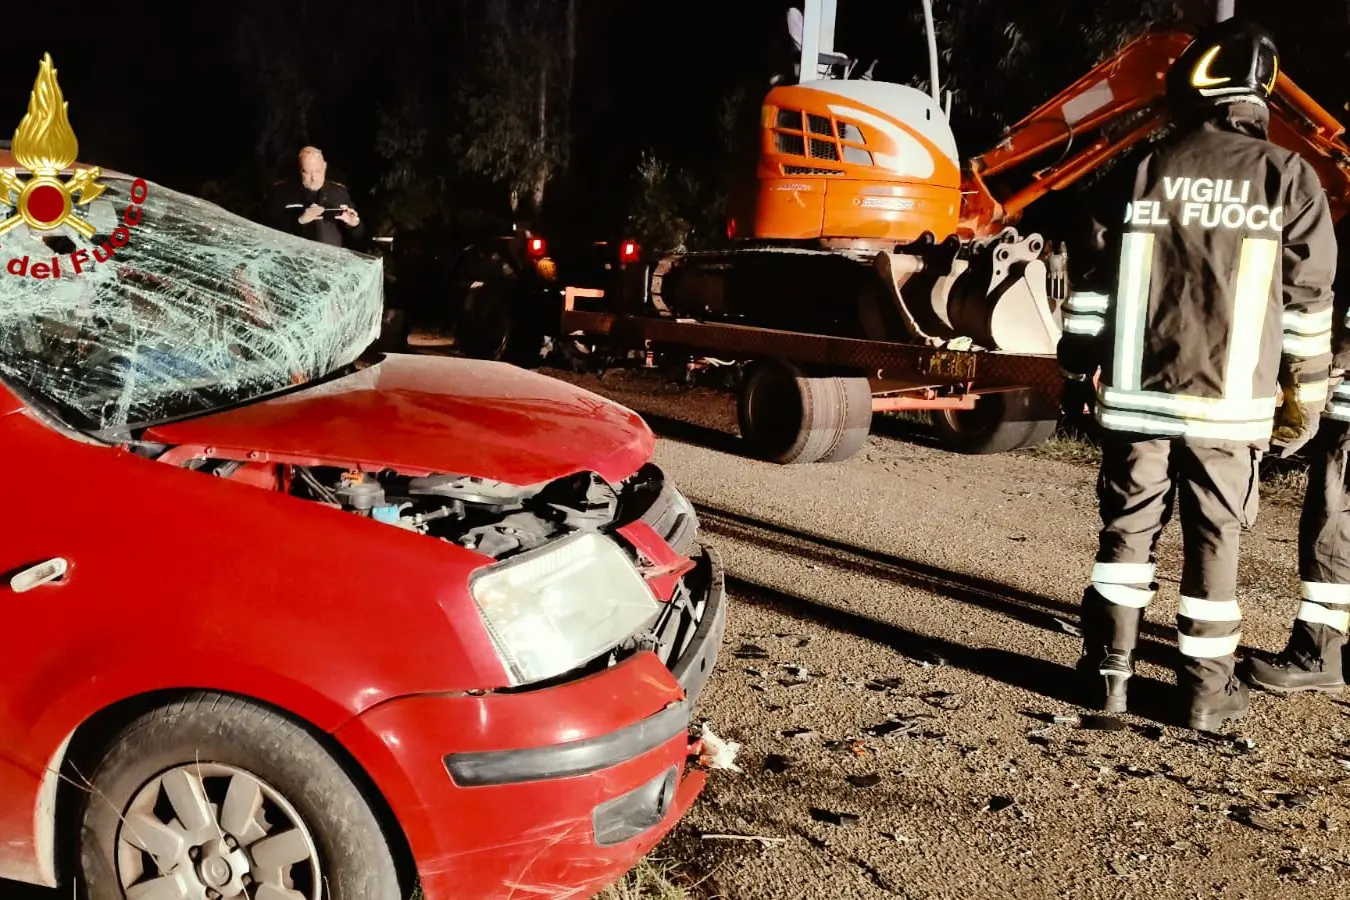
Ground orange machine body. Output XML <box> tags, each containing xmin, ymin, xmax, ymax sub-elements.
<box><xmin>753</xmin><ymin>80</ymin><xmax>962</xmax><ymax>243</ymax></box>
<box><xmin>959</xmin><ymin>30</ymin><xmax>1350</xmax><ymax>236</ymax></box>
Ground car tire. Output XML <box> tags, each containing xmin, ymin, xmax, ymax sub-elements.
<box><xmin>78</xmin><ymin>692</ymin><xmax>405</xmax><ymax>900</ymax></box>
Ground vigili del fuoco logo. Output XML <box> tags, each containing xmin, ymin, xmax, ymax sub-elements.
<box><xmin>1</xmin><ymin>53</ymin><xmax>148</xmax><ymax>278</ymax></box>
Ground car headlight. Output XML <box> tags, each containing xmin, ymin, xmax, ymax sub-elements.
<box><xmin>470</xmin><ymin>531</ymin><xmax>660</xmax><ymax>685</ymax></box>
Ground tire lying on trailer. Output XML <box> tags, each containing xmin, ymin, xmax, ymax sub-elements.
<box><xmin>928</xmin><ymin>388</ymin><xmax>1058</xmax><ymax>454</ymax></box>
<box><xmin>737</xmin><ymin>359</ymin><xmax>873</xmax><ymax>464</ymax></box>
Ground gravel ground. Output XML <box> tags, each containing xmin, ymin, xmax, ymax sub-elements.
<box><xmin>540</xmin><ymin>366</ymin><xmax>1350</xmax><ymax>900</ymax></box>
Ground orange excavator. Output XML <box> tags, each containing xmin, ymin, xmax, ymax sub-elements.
<box><xmin>556</xmin><ymin>1</ymin><xmax>1350</xmax><ymax>462</ymax></box>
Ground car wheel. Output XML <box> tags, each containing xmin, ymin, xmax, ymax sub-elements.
<box><xmin>78</xmin><ymin>692</ymin><xmax>404</xmax><ymax>900</ymax></box>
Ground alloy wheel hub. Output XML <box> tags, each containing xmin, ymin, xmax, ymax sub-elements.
<box><xmin>195</xmin><ymin>837</ymin><xmax>251</xmax><ymax>895</ymax></box>
<box><xmin>114</xmin><ymin>762</ymin><xmax>321</xmax><ymax>900</ymax></box>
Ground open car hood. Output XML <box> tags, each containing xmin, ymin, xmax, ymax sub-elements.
<box><xmin>144</xmin><ymin>354</ymin><xmax>656</xmax><ymax>486</ymax></box>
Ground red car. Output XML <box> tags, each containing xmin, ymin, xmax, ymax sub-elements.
<box><xmin>0</xmin><ymin>160</ymin><xmax>724</xmax><ymax>899</ymax></box>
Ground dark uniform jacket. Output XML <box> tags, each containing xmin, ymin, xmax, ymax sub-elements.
<box><xmin>268</xmin><ymin>179</ymin><xmax>366</xmax><ymax>249</ymax></box>
<box><xmin>1059</xmin><ymin>101</ymin><xmax>1337</xmax><ymax>449</ymax></box>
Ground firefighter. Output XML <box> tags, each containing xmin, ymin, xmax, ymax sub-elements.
<box><xmin>1057</xmin><ymin>19</ymin><xmax>1337</xmax><ymax>731</ymax></box>
<box><xmin>1243</xmin><ymin>219</ymin><xmax>1350</xmax><ymax>693</ymax></box>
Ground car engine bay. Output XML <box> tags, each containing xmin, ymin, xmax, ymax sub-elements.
<box><xmin>176</xmin><ymin>455</ymin><xmax>696</xmax><ymax>562</ymax></box>
<box><xmin>184</xmin><ymin>456</ymin><xmax>662</xmax><ymax>559</ymax></box>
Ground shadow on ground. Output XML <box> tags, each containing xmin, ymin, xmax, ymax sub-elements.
<box><xmin>728</xmin><ymin>573</ymin><xmax>1181</xmax><ymax>727</ymax></box>
<box><xmin>700</xmin><ymin>505</ymin><xmax>1209</xmax><ymax>727</ymax></box>
<box><xmin>638</xmin><ymin>413</ymin><xmax>750</xmax><ymax>458</ymax></box>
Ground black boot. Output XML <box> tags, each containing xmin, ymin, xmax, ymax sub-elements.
<box><xmin>1180</xmin><ymin>655</ymin><xmax>1249</xmax><ymax>732</ymax></box>
<box><xmin>1243</xmin><ymin>621</ymin><xmax>1346</xmax><ymax>693</ymax></box>
<box><xmin>1075</xmin><ymin>588</ymin><xmax>1143</xmax><ymax>714</ymax></box>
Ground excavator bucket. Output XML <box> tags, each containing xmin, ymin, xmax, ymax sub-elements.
<box><xmin>875</xmin><ymin>232</ymin><xmax>1064</xmax><ymax>355</ymax></box>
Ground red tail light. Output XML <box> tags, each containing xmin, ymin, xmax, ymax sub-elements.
<box><xmin>527</xmin><ymin>237</ymin><xmax>546</xmax><ymax>259</ymax></box>
<box><xmin>726</xmin><ymin>217</ymin><xmax>738</xmax><ymax>240</ymax></box>
<box><xmin>619</xmin><ymin>240</ymin><xmax>639</xmax><ymax>264</ymax></box>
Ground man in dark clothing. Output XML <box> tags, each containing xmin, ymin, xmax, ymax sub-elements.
<box><xmin>1244</xmin><ymin>217</ymin><xmax>1350</xmax><ymax>693</ymax></box>
<box><xmin>1057</xmin><ymin>19</ymin><xmax>1337</xmax><ymax>731</ymax></box>
<box><xmin>268</xmin><ymin>146</ymin><xmax>366</xmax><ymax>249</ymax></box>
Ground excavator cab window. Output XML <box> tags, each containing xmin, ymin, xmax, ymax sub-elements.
<box><xmin>770</xmin><ymin>106</ymin><xmax>871</xmax><ymax>169</ymax></box>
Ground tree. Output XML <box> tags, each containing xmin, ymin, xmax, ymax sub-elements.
<box><xmin>454</xmin><ymin>0</ymin><xmax>581</xmax><ymax>219</ymax></box>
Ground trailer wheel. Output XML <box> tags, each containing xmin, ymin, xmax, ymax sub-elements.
<box><xmin>737</xmin><ymin>360</ymin><xmax>873</xmax><ymax>464</ymax></box>
<box><xmin>930</xmin><ymin>390</ymin><xmax>1057</xmax><ymax>454</ymax></box>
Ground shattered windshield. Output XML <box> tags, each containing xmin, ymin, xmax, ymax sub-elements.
<box><xmin>0</xmin><ymin>175</ymin><xmax>383</xmax><ymax>435</ymax></box>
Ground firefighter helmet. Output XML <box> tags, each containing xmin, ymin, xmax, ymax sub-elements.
<box><xmin>1167</xmin><ymin>19</ymin><xmax>1279</xmax><ymax>113</ymax></box>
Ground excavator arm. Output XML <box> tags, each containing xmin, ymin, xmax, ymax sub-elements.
<box><xmin>959</xmin><ymin>29</ymin><xmax>1350</xmax><ymax>237</ymax></box>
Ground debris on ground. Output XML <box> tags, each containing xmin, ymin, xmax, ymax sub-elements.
<box><xmin>782</xmin><ymin>727</ymin><xmax>821</xmax><ymax>742</ymax></box>
<box><xmin>920</xmin><ymin>690</ymin><xmax>964</xmax><ymax>711</ymax></box>
<box><xmin>1106</xmin><ymin>859</ymin><xmax>1133</xmax><ymax>878</ymax></box>
<box><xmin>1022</xmin><ymin>710</ymin><xmax>1080</xmax><ymax>726</ymax></box>
<box><xmin>1270</xmin><ymin>791</ymin><xmax>1312</xmax><ymax>809</ymax></box>
<box><xmin>903</xmin><ymin>651</ymin><xmax>947</xmax><ymax>668</ymax></box>
<box><xmin>698</xmin><ymin>723</ymin><xmax>743</xmax><ymax>772</ymax></box>
<box><xmin>1053</xmin><ymin>617</ymin><xmax>1083</xmax><ymax>637</ymax></box>
<box><xmin>982</xmin><ymin>796</ymin><xmax>1015</xmax><ymax>813</ymax></box>
<box><xmin>735</xmin><ymin>644</ymin><xmax>770</xmax><ymax>659</ymax></box>
<box><xmin>1117</xmin><ymin>764</ymin><xmax>1156</xmax><ymax>779</ymax></box>
<box><xmin>866</xmin><ymin>716</ymin><xmax>925</xmax><ymax>738</ymax></box>
<box><xmin>825</xmin><ymin>738</ymin><xmax>873</xmax><ymax>757</ymax></box>
<box><xmin>763</xmin><ymin>754</ymin><xmax>793</xmax><ymax>773</ymax></box>
<box><xmin>1080</xmin><ymin>714</ymin><xmax>1127</xmax><ymax>731</ymax></box>
<box><xmin>865</xmin><ymin>676</ymin><xmax>904</xmax><ymax>692</ymax></box>
<box><xmin>810</xmin><ymin>808</ymin><xmax>860</xmax><ymax>826</ymax></box>
<box><xmin>847</xmin><ymin>774</ymin><xmax>882</xmax><ymax>788</ymax></box>
<box><xmin>1228</xmin><ymin>805</ymin><xmax>1279</xmax><ymax>832</ymax></box>
<box><xmin>700</xmin><ymin>833</ymin><xmax>790</xmax><ymax>845</ymax></box>
<box><xmin>781</xmin><ymin>664</ymin><xmax>811</xmax><ymax>679</ymax></box>
<box><xmin>1134</xmin><ymin>724</ymin><xmax>1166</xmax><ymax>741</ymax></box>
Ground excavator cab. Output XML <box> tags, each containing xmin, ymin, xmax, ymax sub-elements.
<box><xmin>783</xmin><ymin>6</ymin><xmax>862</xmax><ymax>81</ymax></box>
<box><xmin>749</xmin><ymin>0</ymin><xmax>961</xmax><ymax>246</ymax></box>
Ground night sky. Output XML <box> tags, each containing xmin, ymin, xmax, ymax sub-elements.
<box><xmin>0</xmin><ymin>3</ymin><xmax>909</xmax><ymax>188</ymax></box>
<box><xmin>1</xmin><ymin>1</ymin><xmax>1345</xmax><ymax>230</ymax></box>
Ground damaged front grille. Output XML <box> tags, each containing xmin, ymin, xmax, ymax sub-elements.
<box><xmin>616</xmin><ymin>463</ymin><xmax>700</xmax><ymax>557</ymax></box>
<box><xmin>608</xmin><ymin>463</ymin><xmax>707</xmax><ymax>674</ymax></box>
<box><xmin>646</xmin><ymin>556</ymin><xmax>709</xmax><ymax>668</ymax></box>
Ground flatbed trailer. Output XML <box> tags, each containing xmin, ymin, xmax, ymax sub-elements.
<box><xmin>559</xmin><ymin>284</ymin><xmax>1066</xmax><ymax>464</ymax></box>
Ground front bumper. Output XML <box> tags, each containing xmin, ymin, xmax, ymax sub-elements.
<box><xmin>337</xmin><ymin>546</ymin><xmax>726</xmax><ymax>900</ymax></box>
